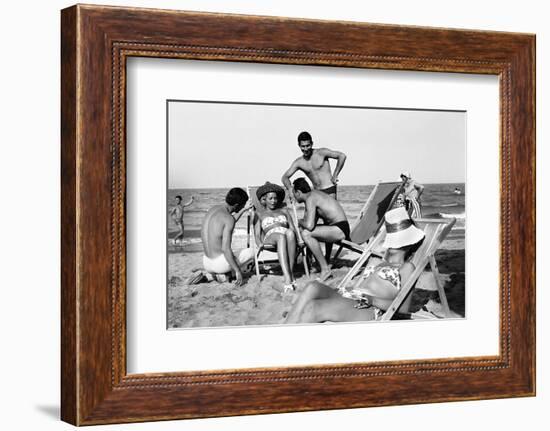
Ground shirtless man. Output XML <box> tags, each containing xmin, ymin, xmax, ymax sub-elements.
<box><xmin>282</xmin><ymin>131</ymin><xmax>347</xmax><ymax>200</ymax></box>
<box><xmin>201</xmin><ymin>188</ymin><xmax>254</xmax><ymax>286</ymax></box>
<box><xmin>293</xmin><ymin>178</ymin><xmax>350</xmax><ymax>280</ymax></box>
<box><xmin>169</xmin><ymin>195</ymin><xmax>194</xmax><ymax>245</ymax></box>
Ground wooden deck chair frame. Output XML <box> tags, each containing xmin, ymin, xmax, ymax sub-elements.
<box><xmin>381</xmin><ymin>217</ymin><xmax>456</xmax><ymax>320</ymax></box>
<box><xmin>249</xmin><ymin>225</ymin><xmax>309</xmax><ymax>279</ymax></box>
<box><xmin>334</xmin><ymin>217</ymin><xmax>456</xmax><ymax>320</ymax></box>
<box><xmin>333</xmin><ymin>225</ymin><xmax>387</xmax><ymax>293</ymax></box>
<box><xmin>333</xmin><ymin>181</ymin><xmax>404</xmax><ymax>259</ymax></box>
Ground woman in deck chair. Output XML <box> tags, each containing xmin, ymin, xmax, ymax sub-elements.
<box><xmin>254</xmin><ymin>182</ymin><xmax>300</xmax><ymax>292</ymax></box>
<box><xmin>285</xmin><ymin>207</ymin><xmax>425</xmax><ymax>323</ymax></box>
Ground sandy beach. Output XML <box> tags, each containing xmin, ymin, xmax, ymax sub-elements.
<box><xmin>167</xmin><ymin>183</ymin><xmax>466</xmax><ymax>328</ymax></box>
<box><xmin>167</xmin><ymin>228</ymin><xmax>465</xmax><ymax>328</ymax></box>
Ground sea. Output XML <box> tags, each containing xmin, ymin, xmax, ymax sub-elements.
<box><xmin>168</xmin><ymin>183</ymin><xmax>465</xmax><ymax>251</ymax></box>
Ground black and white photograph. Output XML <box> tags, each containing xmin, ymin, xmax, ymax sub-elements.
<box><xmin>167</xmin><ymin>101</ymin><xmax>466</xmax><ymax>328</ymax></box>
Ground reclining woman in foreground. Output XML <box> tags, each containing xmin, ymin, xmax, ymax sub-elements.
<box><xmin>285</xmin><ymin>206</ymin><xmax>425</xmax><ymax>323</ymax></box>
<box><xmin>255</xmin><ymin>182</ymin><xmax>300</xmax><ymax>292</ymax></box>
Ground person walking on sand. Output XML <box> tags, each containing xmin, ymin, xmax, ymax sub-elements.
<box><xmin>399</xmin><ymin>171</ymin><xmax>424</xmax><ymax>218</ymax></box>
<box><xmin>200</xmin><ymin>188</ymin><xmax>254</xmax><ymax>286</ymax></box>
<box><xmin>169</xmin><ymin>194</ymin><xmax>194</xmax><ymax>245</ymax></box>
<box><xmin>292</xmin><ymin>178</ymin><xmax>350</xmax><ymax>281</ymax></box>
<box><xmin>282</xmin><ymin>131</ymin><xmax>347</xmax><ymax>201</ymax></box>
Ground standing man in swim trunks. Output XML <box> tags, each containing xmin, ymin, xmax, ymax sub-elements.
<box><xmin>292</xmin><ymin>178</ymin><xmax>350</xmax><ymax>280</ymax></box>
<box><xmin>281</xmin><ymin>131</ymin><xmax>347</xmax><ymax>201</ymax></box>
<box><xmin>201</xmin><ymin>188</ymin><xmax>254</xmax><ymax>286</ymax></box>
<box><xmin>169</xmin><ymin>194</ymin><xmax>194</xmax><ymax>245</ymax></box>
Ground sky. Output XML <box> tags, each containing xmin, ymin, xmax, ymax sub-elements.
<box><xmin>168</xmin><ymin>101</ymin><xmax>465</xmax><ymax>189</ymax></box>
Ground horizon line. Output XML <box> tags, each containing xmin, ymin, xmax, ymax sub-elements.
<box><xmin>168</xmin><ymin>181</ymin><xmax>466</xmax><ymax>190</ymax></box>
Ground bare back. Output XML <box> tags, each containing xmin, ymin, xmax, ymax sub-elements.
<box><xmin>308</xmin><ymin>190</ymin><xmax>347</xmax><ymax>224</ymax></box>
<box><xmin>294</xmin><ymin>149</ymin><xmax>334</xmax><ymax>190</ymax></box>
<box><xmin>201</xmin><ymin>205</ymin><xmax>234</xmax><ymax>258</ymax></box>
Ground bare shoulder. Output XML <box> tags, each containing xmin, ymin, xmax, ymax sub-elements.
<box><xmin>209</xmin><ymin>206</ymin><xmax>234</xmax><ymax>225</ymax></box>
<box><xmin>292</xmin><ymin>156</ymin><xmax>306</xmax><ymax>167</ymax></box>
<box><xmin>222</xmin><ymin>211</ymin><xmax>235</xmax><ymax>226</ymax></box>
<box><xmin>316</xmin><ymin>147</ymin><xmax>337</xmax><ymax>156</ymax></box>
<box><xmin>400</xmin><ymin>261</ymin><xmax>416</xmax><ymax>275</ymax></box>
<box><xmin>309</xmin><ymin>191</ymin><xmax>323</xmax><ymax>206</ymax></box>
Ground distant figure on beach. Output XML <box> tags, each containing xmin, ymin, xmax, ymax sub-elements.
<box><xmin>292</xmin><ymin>178</ymin><xmax>350</xmax><ymax>281</ymax></box>
<box><xmin>453</xmin><ymin>187</ymin><xmax>462</xmax><ymax>195</ymax></box>
<box><xmin>200</xmin><ymin>188</ymin><xmax>254</xmax><ymax>286</ymax></box>
<box><xmin>285</xmin><ymin>207</ymin><xmax>425</xmax><ymax>323</ymax></box>
<box><xmin>254</xmin><ymin>182</ymin><xmax>300</xmax><ymax>292</ymax></box>
<box><xmin>399</xmin><ymin>171</ymin><xmax>424</xmax><ymax>218</ymax></box>
<box><xmin>169</xmin><ymin>195</ymin><xmax>194</xmax><ymax>245</ymax></box>
<box><xmin>282</xmin><ymin>131</ymin><xmax>347</xmax><ymax>200</ymax></box>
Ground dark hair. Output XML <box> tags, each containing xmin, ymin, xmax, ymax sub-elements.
<box><xmin>293</xmin><ymin>177</ymin><xmax>312</xmax><ymax>194</ymax></box>
<box><xmin>175</xmin><ymin>195</ymin><xmax>182</xmax><ymax>200</ymax></box>
<box><xmin>225</xmin><ymin>188</ymin><xmax>248</xmax><ymax>207</ymax></box>
<box><xmin>297</xmin><ymin>131</ymin><xmax>312</xmax><ymax>143</ymax></box>
<box><xmin>404</xmin><ymin>237</ymin><xmax>424</xmax><ymax>261</ymax></box>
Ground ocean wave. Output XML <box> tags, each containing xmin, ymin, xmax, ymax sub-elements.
<box><xmin>170</xmin><ymin>237</ymin><xmax>202</xmax><ymax>246</ymax></box>
<box><xmin>440</xmin><ymin>212</ymin><xmax>465</xmax><ymax>220</ymax></box>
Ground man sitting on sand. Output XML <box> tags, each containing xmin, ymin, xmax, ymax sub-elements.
<box><xmin>293</xmin><ymin>178</ymin><xmax>350</xmax><ymax>280</ymax></box>
<box><xmin>282</xmin><ymin>131</ymin><xmax>347</xmax><ymax>200</ymax></box>
<box><xmin>200</xmin><ymin>188</ymin><xmax>254</xmax><ymax>286</ymax></box>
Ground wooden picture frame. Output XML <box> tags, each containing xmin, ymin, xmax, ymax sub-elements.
<box><xmin>61</xmin><ymin>4</ymin><xmax>535</xmax><ymax>425</ymax></box>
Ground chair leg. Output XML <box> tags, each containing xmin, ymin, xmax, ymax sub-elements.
<box><xmin>254</xmin><ymin>247</ymin><xmax>261</xmax><ymax>278</ymax></box>
<box><xmin>429</xmin><ymin>255</ymin><xmax>451</xmax><ymax>316</ymax></box>
<box><xmin>302</xmin><ymin>248</ymin><xmax>310</xmax><ymax>277</ymax></box>
<box><xmin>332</xmin><ymin>245</ymin><xmax>344</xmax><ymax>261</ymax></box>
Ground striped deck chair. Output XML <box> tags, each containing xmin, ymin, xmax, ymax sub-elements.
<box><xmin>334</xmin><ymin>217</ymin><xmax>456</xmax><ymax>320</ymax></box>
<box><xmin>333</xmin><ymin>181</ymin><xmax>403</xmax><ymax>259</ymax></box>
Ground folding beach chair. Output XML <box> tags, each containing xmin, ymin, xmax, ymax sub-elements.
<box><xmin>333</xmin><ymin>181</ymin><xmax>403</xmax><ymax>259</ymax></box>
<box><xmin>334</xmin><ymin>217</ymin><xmax>456</xmax><ymax>320</ymax></box>
<box><xmin>381</xmin><ymin>217</ymin><xmax>456</xmax><ymax>320</ymax></box>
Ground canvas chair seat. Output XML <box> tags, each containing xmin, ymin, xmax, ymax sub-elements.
<box><xmin>333</xmin><ymin>181</ymin><xmax>404</xmax><ymax>260</ymax></box>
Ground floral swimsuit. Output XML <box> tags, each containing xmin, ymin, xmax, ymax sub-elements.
<box><xmin>261</xmin><ymin>214</ymin><xmax>290</xmax><ymax>239</ymax></box>
<box><xmin>337</xmin><ymin>264</ymin><xmax>402</xmax><ymax>314</ymax></box>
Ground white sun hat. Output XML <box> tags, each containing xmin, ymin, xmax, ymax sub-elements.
<box><xmin>383</xmin><ymin>207</ymin><xmax>425</xmax><ymax>249</ymax></box>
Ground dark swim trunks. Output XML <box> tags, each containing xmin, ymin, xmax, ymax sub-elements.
<box><xmin>319</xmin><ymin>184</ymin><xmax>337</xmax><ymax>198</ymax></box>
<box><xmin>331</xmin><ymin>220</ymin><xmax>351</xmax><ymax>241</ymax></box>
